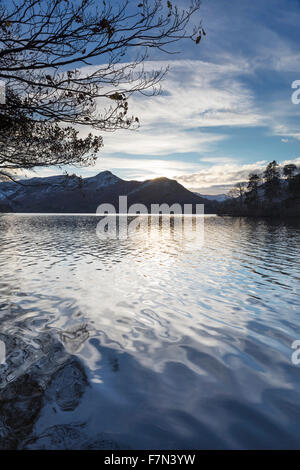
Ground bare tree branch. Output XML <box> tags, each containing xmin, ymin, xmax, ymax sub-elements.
<box><xmin>0</xmin><ymin>0</ymin><xmax>203</xmax><ymax>179</ymax></box>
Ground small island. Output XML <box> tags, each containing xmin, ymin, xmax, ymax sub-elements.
<box><xmin>217</xmin><ymin>160</ymin><xmax>300</xmax><ymax>218</ymax></box>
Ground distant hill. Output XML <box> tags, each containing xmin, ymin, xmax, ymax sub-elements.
<box><xmin>0</xmin><ymin>171</ymin><xmax>218</xmax><ymax>214</ymax></box>
<box><xmin>194</xmin><ymin>192</ymin><xmax>228</xmax><ymax>202</ymax></box>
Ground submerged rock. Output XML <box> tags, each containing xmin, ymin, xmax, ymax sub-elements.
<box><xmin>24</xmin><ymin>424</ymin><xmax>121</xmax><ymax>450</ymax></box>
<box><xmin>0</xmin><ymin>329</ymin><xmax>89</xmax><ymax>449</ymax></box>
<box><xmin>24</xmin><ymin>424</ymin><xmax>86</xmax><ymax>450</ymax></box>
<box><xmin>0</xmin><ymin>374</ymin><xmax>43</xmax><ymax>448</ymax></box>
<box><xmin>0</xmin><ymin>320</ymin><xmax>127</xmax><ymax>450</ymax></box>
<box><xmin>45</xmin><ymin>359</ymin><xmax>88</xmax><ymax>411</ymax></box>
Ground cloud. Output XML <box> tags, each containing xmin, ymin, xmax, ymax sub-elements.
<box><xmin>175</xmin><ymin>160</ymin><xmax>267</xmax><ymax>194</ymax></box>
<box><xmin>76</xmin><ymin>58</ymin><xmax>263</xmax><ymax>158</ymax></box>
<box><xmin>79</xmin><ymin>52</ymin><xmax>300</xmax><ymax>158</ymax></box>
<box><xmin>101</xmin><ymin>128</ymin><xmax>224</xmax><ymax>157</ymax></box>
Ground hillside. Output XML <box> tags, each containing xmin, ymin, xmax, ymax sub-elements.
<box><xmin>0</xmin><ymin>171</ymin><xmax>218</xmax><ymax>214</ymax></box>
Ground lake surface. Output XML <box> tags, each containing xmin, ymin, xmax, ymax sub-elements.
<box><xmin>0</xmin><ymin>214</ymin><xmax>299</xmax><ymax>449</ymax></box>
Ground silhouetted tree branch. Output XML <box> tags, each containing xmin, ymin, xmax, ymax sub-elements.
<box><xmin>0</xmin><ymin>90</ymin><xmax>102</xmax><ymax>180</ymax></box>
<box><xmin>0</xmin><ymin>0</ymin><xmax>203</xmax><ymax>179</ymax></box>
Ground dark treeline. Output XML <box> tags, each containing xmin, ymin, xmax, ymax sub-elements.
<box><xmin>218</xmin><ymin>160</ymin><xmax>300</xmax><ymax>217</ymax></box>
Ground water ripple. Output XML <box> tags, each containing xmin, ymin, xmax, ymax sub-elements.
<box><xmin>0</xmin><ymin>215</ymin><xmax>299</xmax><ymax>449</ymax></box>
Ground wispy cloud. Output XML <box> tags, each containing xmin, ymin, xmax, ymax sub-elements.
<box><xmin>92</xmin><ymin>59</ymin><xmax>262</xmax><ymax>158</ymax></box>
<box><xmin>79</xmin><ymin>48</ymin><xmax>300</xmax><ymax>160</ymax></box>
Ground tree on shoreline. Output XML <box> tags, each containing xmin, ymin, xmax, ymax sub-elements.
<box><xmin>263</xmin><ymin>160</ymin><xmax>281</xmax><ymax>203</ymax></box>
<box><xmin>228</xmin><ymin>182</ymin><xmax>247</xmax><ymax>207</ymax></box>
<box><xmin>245</xmin><ymin>173</ymin><xmax>261</xmax><ymax>209</ymax></box>
<box><xmin>283</xmin><ymin>163</ymin><xmax>298</xmax><ymax>197</ymax></box>
<box><xmin>0</xmin><ymin>0</ymin><xmax>203</xmax><ymax>180</ymax></box>
<box><xmin>222</xmin><ymin>160</ymin><xmax>300</xmax><ymax>217</ymax></box>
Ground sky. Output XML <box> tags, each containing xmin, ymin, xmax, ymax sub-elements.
<box><xmin>35</xmin><ymin>0</ymin><xmax>300</xmax><ymax>195</ymax></box>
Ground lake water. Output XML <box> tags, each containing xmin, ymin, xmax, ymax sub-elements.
<box><xmin>0</xmin><ymin>214</ymin><xmax>299</xmax><ymax>449</ymax></box>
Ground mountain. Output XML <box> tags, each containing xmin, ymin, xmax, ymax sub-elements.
<box><xmin>0</xmin><ymin>171</ymin><xmax>218</xmax><ymax>214</ymax></box>
<box><xmin>194</xmin><ymin>192</ymin><xmax>228</xmax><ymax>202</ymax></box>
